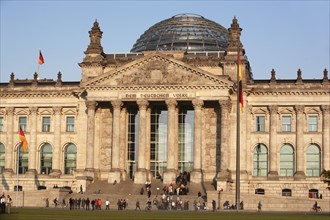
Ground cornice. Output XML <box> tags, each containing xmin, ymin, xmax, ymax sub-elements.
<box><xmin>248</xmin><ymin>90</ymin><xmax>330</xmax><ymax>96</ymax></box>
<box><xmin>0</xmin><ymin>90</ymin><xmax>78</xmax><ymax>98</ymax></box>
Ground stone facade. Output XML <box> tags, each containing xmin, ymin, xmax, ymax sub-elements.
<box><xmin>0</xmin><ymin>17</ymin><xmax>329</xmax><ymax>205</ymax></box>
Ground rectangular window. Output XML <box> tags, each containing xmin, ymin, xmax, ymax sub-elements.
<box><xmin>282</xmin><ymin>116</ymin><xmax>291</xmax><ymax>132</ymax></box>
<box><xmin>256</xmin><ymin>116</ymin><xmax>265</xmax><ymax>132</ymax></box>
<box><xmin>308</xmin><ymin>116</ymin><xmax>318</xmax><ymax>132</ymax></box>
<box><xmin>66</xmin><ymin>116</ymin><xmax>75</xmax><ymax>132</ymax></box>
<box><xmin>42</xmin><ymin>117</ymin><xmax>51</xmax><ymax>132</ymax></box>
<box><xmin>19</xmin><ymin>116</ymin><xmax>27</xmax><ymax>131</ymax></box>
<box><xmin>0</xmin><ymin>117</ymin><xmax>3</xmax><ymax>132</ymax></box>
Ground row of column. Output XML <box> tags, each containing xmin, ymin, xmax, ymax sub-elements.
<box><xmin>266</xmin><ymin>105</ymin><xmax>330</xmax><ymax>179</ymax></box>
<box><xmin>3</xmin><ymin>106</ymin><xmax>63</xmax><ymax>176</ymax></box>
<box><xmin>85</xmin><ymin>99</ymin><xmax>229</xmax><ymax>184</ymax></box>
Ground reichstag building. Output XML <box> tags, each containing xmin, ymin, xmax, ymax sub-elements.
<box><xmin>0</xmin><ymin>14</ymin><xmax>329</xmax><ymax>203</ymax></box>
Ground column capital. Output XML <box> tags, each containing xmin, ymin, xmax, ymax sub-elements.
<box><xmin>294</xmin><ymin>105</ymin><xmax>305</xmax><ymax>114</ymax></box>
<box><xmin>111</xmin><ymin>100</ymin><xmax>123</xmax><ymax>110</ymax></box>
<box><xmin>267</xmin><ymin>105</ymin><xmax>278</xmax><ymax>114</ymax></box>
<box><xmin>52</xmin><ymin>106</ymin><xmax>62</xmax><ymax>115</ymax></box>
<box><xmin>5</xmin><ymin>107</ymin><xmax>14</xmax><ymax>115</ymax></box>
<box><xmin>192</xmin><ymin>99</ymin><xmax>203</xmax><ymax>110</ymax></box>
<box><xmin>219</xmin><ymin>99</ymin><xmax>232</xmax><ymax>113</ymax></box>
<box><xmin>137</xmin><ymin>100</ymin><xmax>149</xmax><ymax>110</ymax></box>
<box><xmin>86</xmin><ymin>100</ymin><xmax>97</xmax><ymax>110</ymax></box>
<box><xmin>321</xmin><ymin>105</ymin><xmax>330</xmax><ymax>114</ymax></box>
<box><xmin>29</xmin><ymin>107</ymin><xmax>38</xmax><ymax>114</ymax></box>
<box><xmin>165</xmin><ymin>99</ymin><xmax>177</xmax><ymax>110</ymax></box>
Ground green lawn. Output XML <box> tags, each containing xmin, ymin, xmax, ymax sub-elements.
<box><xmin>1</xmin><ymin>208</ymin><xmax>329</xmax><ymax>220</ymax></box>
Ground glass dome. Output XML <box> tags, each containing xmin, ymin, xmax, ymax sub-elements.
<box><xmin>131</xmin><ymin>13</ymin><xmax>229</xmax><ymax>52</ymax></box>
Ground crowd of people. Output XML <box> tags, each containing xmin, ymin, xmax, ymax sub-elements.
<box><xmin>0</xmin><ymin>193</ymin><xmax>12</xmax><ymax>215</ymax></box>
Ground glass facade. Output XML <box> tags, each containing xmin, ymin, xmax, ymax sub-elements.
<box><xmin>150</xmin><ymin>106</ymin><xmax>167</xmax><ymax>177</ymax></box>
<box><xmin>40</xmin><ymin>143</ymin><xmax>52</xmax><ymax>174</ymax></box>
<box><xmin>306</xmin><ymin>144</ymin><xmax>320</xmax><ymax>176</ymax></box>
<box><xmin>253</xmin><ymin>144</ymin><xmax>268</xmax><ymax>176</ymax></box>
<box><xmin>280</xmin><ymin>144</ymin><xmax>294</xmax><ymax>176</ymax></box>
<box><xmin>64</xmin><ymin>143</ymin><xmax>77</xmax><ymax>174</ymax></box>
<box><xmin>178</xmin><ymin>107</ymin><xmax>194</xmax><ymax>173</ymax></box>
<box><xmin>127</xmin><ymin>108</ymin><xmax>139</xmax><ymax>179</ymax></box>
<box><xmin>131</xmin><ymin>14</ymin><xmax>229</xmax><ymax>52</ymax></box>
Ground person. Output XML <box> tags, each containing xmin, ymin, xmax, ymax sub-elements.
<box><xmin>212</xmin><ymin>200</ymin><xmax>216</xmax><ymax>212</ymax></box>
<box><xmin>257</xmin><ymin>201</ymin><xmax>262</xmax><ymax>212</ymax></box>
<box><xmin>80</xmin><ymin>185</ymin><xmax>83</xmax><ymax>194</ymax></box>
<box><xmin>313</xmin><ymin>201</ymin><xmax>318</xmax><ymax>212</ymax></box>
<box><xmin>45</xmin><ymin>198</ymin><xmax>49</xmax><ymax>207</ymax></box>
<box><xmin>135</xmin><ymin>200</ymin><xmax>141</xmax><ymax>211</ymax></box>
<box><xmin>240</xmin><ymin>201</ymin><xmax>244</xmax><ymax>210</ymax></box>
<box><xmin>53</xmin><ymin>198</ymin><xmax>58</xmax><ymax>207</ymax></box>
<box><xmin>86</xmin><ymin>198</ymin><xmax>90</xmax><ymax>210</ymax></box>
<box><xmin>105</xmin><ymin>199</ymin><xmax>110</xmax><ymax>210</ymax></box>
<box><xmin>0</xmin><ymin>193</ymin><xmax>5</xmax><ymax>213</ymax></box>
<box><xmin>6</xmin><ymin>195</ymin><xmax>12</xmax><ymax>214</ymax></box>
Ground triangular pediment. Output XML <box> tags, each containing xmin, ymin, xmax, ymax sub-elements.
<box><xmin>82</xmin><ymin>53</ymin><xmax>233</xmax><ymax>88</ymax></box>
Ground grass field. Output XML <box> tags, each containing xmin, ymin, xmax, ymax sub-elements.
<box><xmin>0</xmin><ymin>208</ymin><xmax>329</xmax><ymax>220</ymax></box>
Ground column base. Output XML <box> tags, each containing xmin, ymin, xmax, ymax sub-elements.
<box><xmin>163</xmin><ymin>169</ymin><xmax>177</xmax><ymax>184</ymax></box>
<box><xmin>294</xmin><ymin>171</ymin><xmax>306</xmax><ymax>180</ymax></box>
<box><xmin>108</xmin><ymin>170</ymin><xmax>121</xmax><ymax>184</ymax></box>
<box><xmin>268</xmin><ymin>171</ymin><xmax>279</xmax><ymax>180</ymax></box>
<box><xmin>218</xmin><ymin>169</ymin><xmax>231</xmax><ymax>181</ymax></box>
<box><xmin>190</xmin><ymin>169</ymin><xmax>202</xmax><ymax>183</ymax></box>
<box><xmin>49</xmin><ymin>169</ymin><xmax>62</xmax><ymax>177</ymax></box>
<box><xmin>134</xmin><ymin>169</ymin><xmax>147</xmax><ymax>184</ymax></box>
<box><xmin>84</xmin><ymin>168</ymin><xmax>95</xmax><ymax>179</ymax></box>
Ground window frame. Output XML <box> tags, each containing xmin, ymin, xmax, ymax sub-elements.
<box><xmin>42</xmin><ymin>116</ymin><xmax>51</xmax><ymax>132</ymax></box>
<box><xmin>256</xmin><ymin>115</ymin><xmax>265</xmax><ymax>132</ymax></box>
<box><xmin>19</xmin><ymin>116</ymin><xmax>27</xmax><ymax>132</ymax></box>
<box><xmin>66</xmin><ymin>116</ymin><xmax>75</xmax><ymax>132</ymax></box>
<box><xmin>0</xmin><ymin>117</ymin><xmax>4</xmax><ymax>132</ymax></box>
<box><xmin>308</xmin><ymin>115</ymin><xmax>318</xmax><ymax>132</ymax></box>
<box><xmin>282</xmin><ymin>115</ymin><xmax>291</xmax><ymax>132</ymax></box>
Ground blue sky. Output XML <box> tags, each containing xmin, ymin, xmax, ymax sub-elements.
<box><xmin>1</xmin><ymin>0</ymin><xmax>329</xmax><ymax>82</ymax></box>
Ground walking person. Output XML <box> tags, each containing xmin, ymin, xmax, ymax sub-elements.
<box><xmin>105</xmin><ymin>199</ymin><xmax>110</xmax><ymax>210</ymax></box>
<box><xmin>135</xmin><ymin>200</ymin><xmax>141</xmax><ymax>211</ymax></box>
<box><xmin>257</xmin><ymin>201</ymin><xmax>262</xmax><ymax>212</ymax></box>
<box><xmin>6</xmin><ymin>195</ymin><xmax>12</xmax><ymax>214</ymax></box>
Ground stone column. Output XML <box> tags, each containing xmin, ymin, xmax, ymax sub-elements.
<box><xmin>108</xmin><ymin>100</ymin><xmax>123</xmax><ymax>183</ymax></box>
<box><xmin>85</xmin><ymin>101</ymin><xmax>97</xmax><ymax>177</ymax></box>
<box><xmin>4</xmin><ymin>107</ymin><xmax>14</xmax><ymax>173</ymax></box>
<box><xmin>163</xmin><ymin>99</ymin><xmax>177</xmax><ymax>184</ymax></box>
<box><xmin>268</xmin><ymin>105</ymin><xmax>279</xmax><ymax>179</ymax></box>
<box><xmin>145</xmin><ymin>107</ymin><xmax>151</xmax><ymax>180</ymax></box>
<box><xmin>218</xmin><ymin>100</ymin><xmax>231</xmax><ymax>180</ymax></box>
<box><xmin>50</xmin><ymin>107</ymin><xmax>62</xmax><ymax>176</ymax></box>
<box><xmin>134</xmin><ymin>100</ymin><xmax>148</xmax><ymax>184</ymax></box>
<box><xmin>190</xmin><ymin>99</ymin><xmax>204</xmax><ymax>183</ymax></box>
<box><xmin>321</xmin><ymin>105</ymin><xmax>330</xmax><ymax>171</ymax></box>
<box><xmin>27</xmin><ymin>107</ymin><xmax>38</xmax><ymax>174</ymax></box>
<box><xmin>119</xmin><ymin>108</ymin><xmax>127</xmax><ymax>180</ymax></box>
<box><xmin>294</xmin><ymin>105</ymin><xmax>305</xmax><ymax>179</ymax></box>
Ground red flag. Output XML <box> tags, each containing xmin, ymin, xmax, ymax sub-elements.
<box><xmin>38</xmin><ymin>50</ymin><xmax>44</xmax><ymax>65</ymax></box>
<box><xmin>19</xmin><ymin>127</ymin><xmax>28</xmax><ymax>153</ymax></box>
<box><xmin>238</xmin><ymin>51</ymin><xmax>243</xmax><ymax>111</ymax></box>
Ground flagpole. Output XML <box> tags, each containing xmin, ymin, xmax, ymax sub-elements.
<box><xmin>235</xmin><ymin>48</ymin><xmax>241</xmax><ymax>211</ymax></box>
<box><xmin>16</xmin><ymin>145</ymin><xmax>19</xmax><ymax>208</ymax></box>
<box><xmin>37</xmin><ymin>64</ymin><xmax>41</xmax><ymax>80</ymax></box>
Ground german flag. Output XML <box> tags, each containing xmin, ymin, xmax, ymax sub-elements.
<box><xmin>19</xmin><ymin>127</ymin><xmax>28</xmax><ymax>153</ymax></box>
<box><xmin>38</xmin><ymin>50</ymin><xmax>44</xmax><ymax>65</ymax></box>
<box><xmin>238</xmin><ymin>51</ymin><xmax>243</xmax><ymax>111</ymax></box>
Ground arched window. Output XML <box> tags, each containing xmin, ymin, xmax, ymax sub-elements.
<box><xmin>0</xmin><ymin>143</ymin><xmax>5</xmax><ymax>173</ymax></box>
<box><xmin>306</xmin><ymin>144</ymin><xmax>321</xmax><ymax>176</ymax></box>
<box><xmin>40</xmin><ymin>143</ymin><xmax>52</xmax><ymax>174</ymax></box>
<box><xmin>280</xmin><ymin>144</ymin><xmax>294</xmax><ymax>176</ymax></box>
<box><xmin>64</xmin><ymin>143</ymin><xmax>76</xmax><ymax>174</ymax></box>
<box><xmin>18</xmin><ymin>145</ymin><xmax>28</xmax><ymax>174</ymax></box>
<box><xmin>253</xmin><ymin>144</ymin><xmax>268</xmax><ymax>176</ymax></box>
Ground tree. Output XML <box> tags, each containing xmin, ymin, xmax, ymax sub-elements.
<box><xmin>321</xmin><ymin>170</ymin><xmax>330</xmax><ymax>190</ymax></box>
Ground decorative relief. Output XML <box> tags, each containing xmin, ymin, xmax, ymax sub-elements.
<box><xmin>165</xmin><ymin>99</ymin><xmax>177</xmax><ymax>109</ymax></box>
<box><xmin>52</xmin><ymin>107</ymin><xmax>62</xmax><ymax>115</ymax></box>
<box><xmin>5</xmin><ymin>107</ymin><xmax>14</xmax><ymax>115</ymax></box>
<box><xmin>116</xmin><ymin>60</ymin><xmax>209</xmax><ymax>86</ymax></box>
<box><xmin>267</xmin><ymin>105</ymin><xmax>278</xmax><ymax>115</ymax></box>
<box><xmin>85</xmin><ymin>101</ymin><xmax>97</xmax><ymax>110</ymax></box>
<box><xmin>321</xmin><ymin>105</ymin><xmax>330</xmax><ymax>114</ymax></box>
<box><xmin>192</xmin><ymin>99</ymin><xmax>203</xmax><ymax>110</ymax></box>
<box><xmin>294</xmin><ymin>105</ymin><xmax>305</xmax><ymax>114</ymax></box>
<box><xmin>137</xmin><ymin>100</ymin><xmax>149</xmax><ymax>110</ymax></box>
<box><xmin>111</xmin><ymin>100</ymin><xmax>123</xmax><ymax>109</ymax></box>
<box><xmin>219</xmin><ymin>99</ymin><xmax>231</xmax><ymax>113</ymax></box>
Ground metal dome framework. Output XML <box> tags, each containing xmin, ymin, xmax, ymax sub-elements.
<box><xmin>131</xmin><ymin>13</ymin><xmax>230</xmax><ymax>52</ymax></box>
